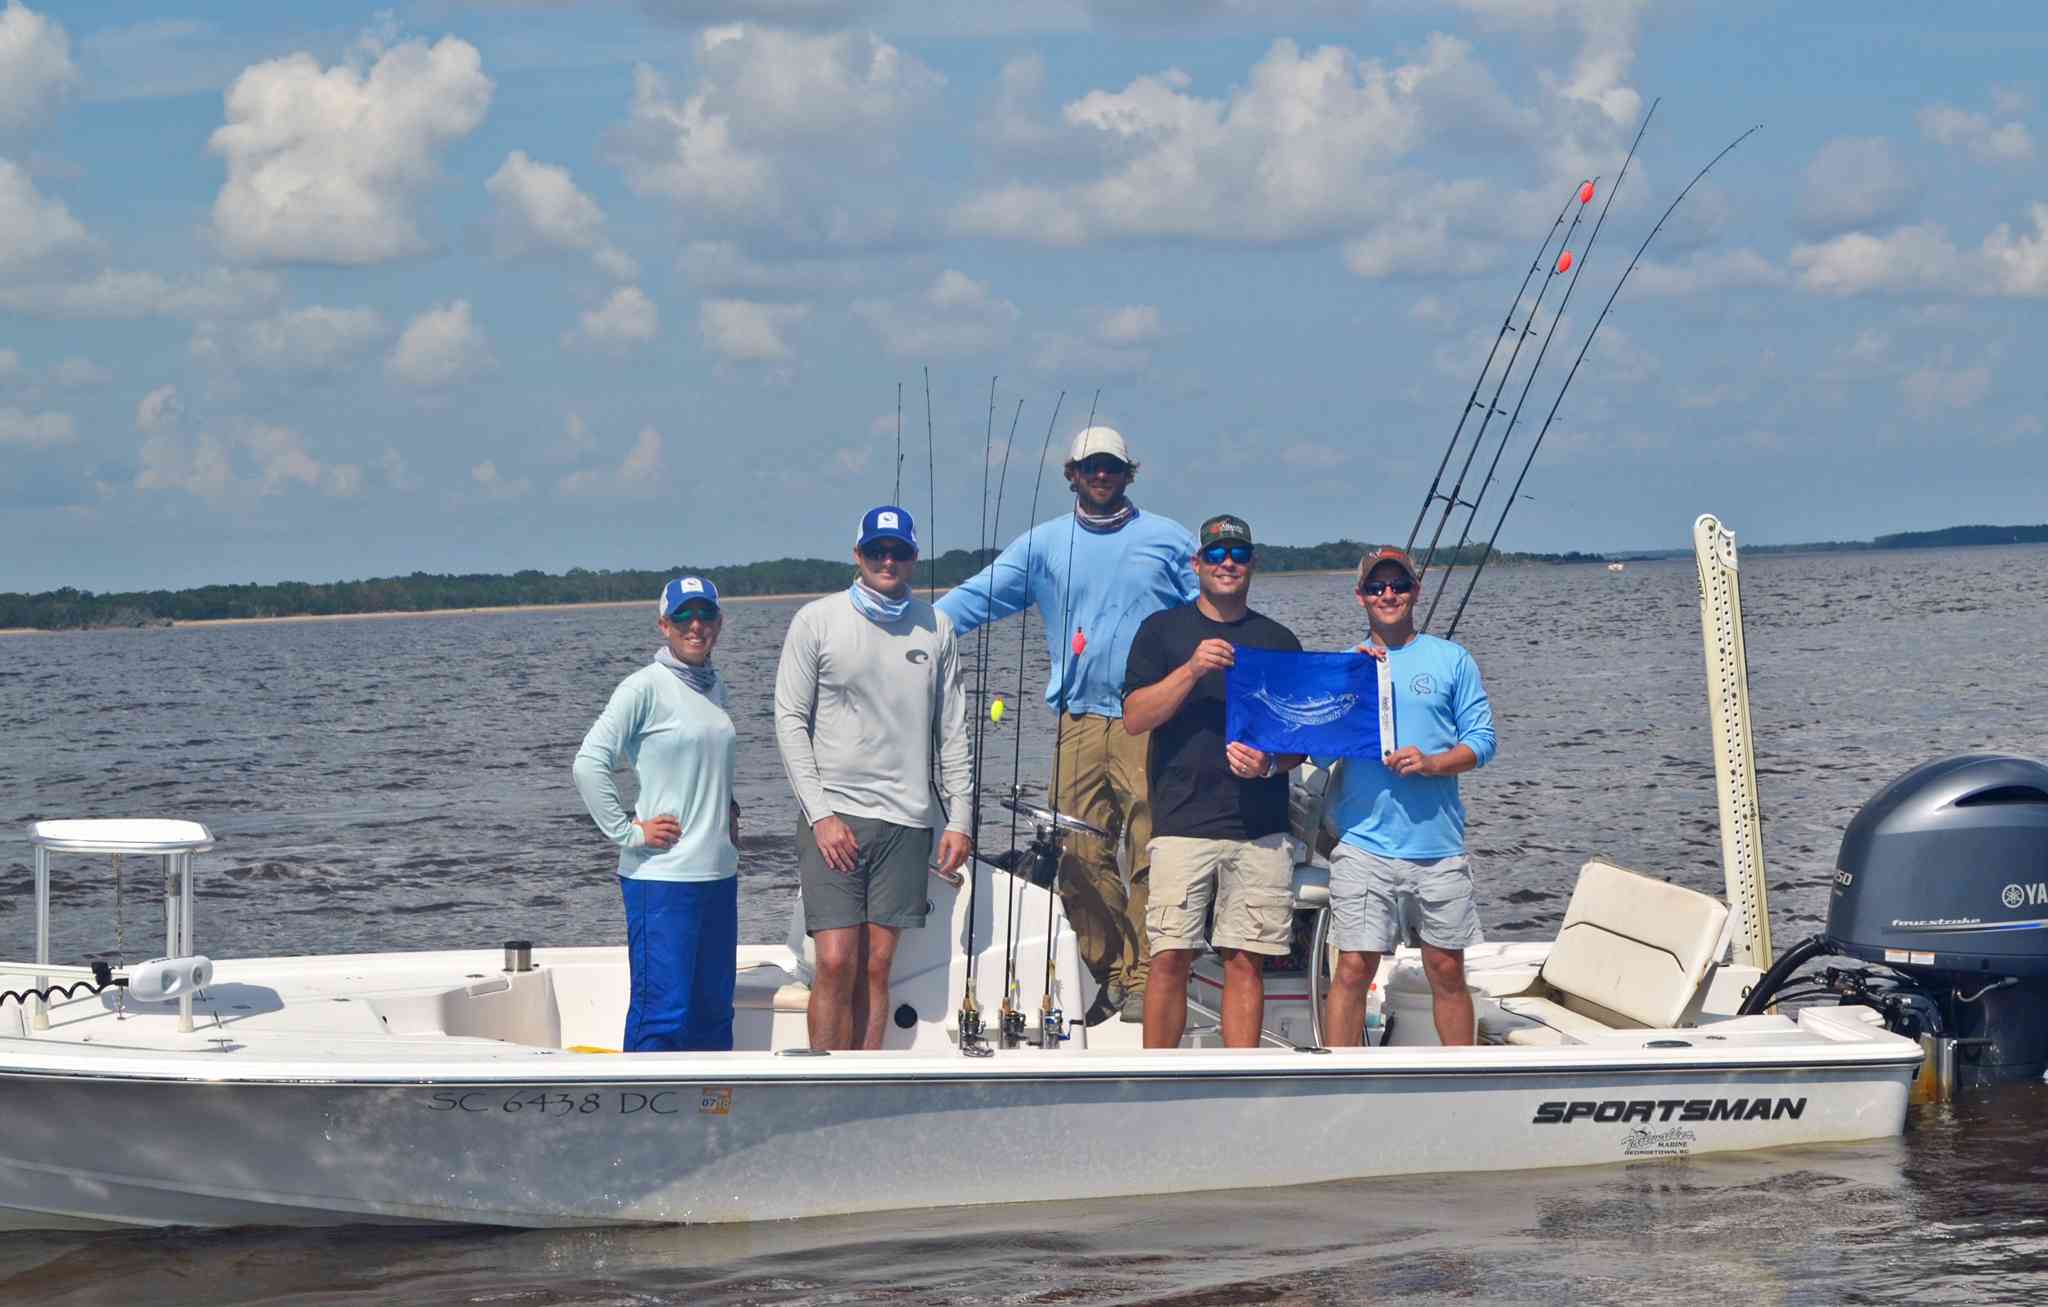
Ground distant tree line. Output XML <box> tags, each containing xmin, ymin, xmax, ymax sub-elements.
<box><xmin>15</xmin><ymin>524</ymin><xmax>2036</xmax><ymax>630</ymax></box>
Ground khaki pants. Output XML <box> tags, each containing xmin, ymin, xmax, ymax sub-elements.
<box><xmin>1054</xmin><ymin>712</ymin><xmax>1153</xmax><ymax>997</ymax></box>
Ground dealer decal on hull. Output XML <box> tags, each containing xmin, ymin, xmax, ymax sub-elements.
<box><xmin>1532</xmin><ymin>1096</ymin><xmax>1807</xmax><ymax>1125</ymax></box>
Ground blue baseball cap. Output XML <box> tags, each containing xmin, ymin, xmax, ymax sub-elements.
<box><xmin>856</xmin><ymin>505</ymin><xmax>918</xmax><ymax>552</ymax></box>
<box><xmin>658</xmin><ymin>575</ymin><xmax>720</xmax><ymax>618</ymax></box>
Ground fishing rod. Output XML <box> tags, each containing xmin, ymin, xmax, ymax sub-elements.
<box><xmin>1038</xmin><ymin>388</ymin><xmax>1098</xmax><ymax>1047</ymax></box>
<box><xmin>1445</xmin><ymin>122</ymin><xmax>1765</xmax><ymax>637</ymax></box>
<box><xmin>957</xmin><ymin>375</ymin><xmax>1001</xmax><ymax>1051</ymax></box>
<box><xmin>1410</xmin><ymin>172</ymin><xmax>1604</xmax><ymax>588</ymax></box>
<box><xmin>999</xmin><ymin>390</ymin><xmax>1064</xmax><ymax>1048</ymax></box>
<box><xmin>923</xmin><ymin>366</ymin><xmax>938</xmax><ymax>605</ymax></box>
<box><xmin>1421</xmin><ymin>101</ymin><xmax>1660</xmax><ymax>628</ymax></box>
<box><xmin>893</xmin><ymin>381</ymin><xmax>904</xmax><ymax>504</ymax></box>
<box><xmin>1404</xmin><ymin>178</ymin><xmax>1591</xmax><ymax>557</ymax></box>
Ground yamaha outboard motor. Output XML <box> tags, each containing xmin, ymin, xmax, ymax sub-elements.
<box><xmin>1746</xmin><ymin>754</ymin><xmax>2048</xmax><ymax>1091</ymax></box>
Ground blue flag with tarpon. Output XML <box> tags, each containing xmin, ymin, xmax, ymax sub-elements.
<box><xmin>1225</xmin><ymin>648</ymin><xmax>1394</xmax><ymax>759</ymax></box>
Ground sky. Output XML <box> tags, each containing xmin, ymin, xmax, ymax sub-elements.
<box><xmin>4</xmin><ymin>1</ymin><xmax>2046</xmax><ymax>593</ymax></box>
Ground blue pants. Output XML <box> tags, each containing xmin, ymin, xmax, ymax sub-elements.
<box><xmin>621</xmin><ymin>875</ymin><xmax>738</xmax><ymax>1052</ymax></box>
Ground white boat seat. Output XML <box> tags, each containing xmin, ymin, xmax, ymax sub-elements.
<box><xmin>1494</xmin><ymin>859</ymin><xmax>1731</xmax><ymax>1047</ymax></box>
<box><xmin>732</xmin><ymin>963</ymin><xmax>810</xmax><ymax>1013</ymax></box>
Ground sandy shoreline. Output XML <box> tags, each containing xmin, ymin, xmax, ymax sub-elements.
<box><xmin>0</xmin><ymin>589</ymin><xmax>842</xmax><ymax>637</ymax></box>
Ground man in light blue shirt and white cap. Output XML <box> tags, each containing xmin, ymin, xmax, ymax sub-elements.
<box><xmin>939</xmin><ymin>425</ymin><xmax>1198</xmax><ymax>1024</ymax></box>
<box><xmin>574</xmin><ymin>575</ymin><xmax>741</xmax><ymax>1052</ymax></box>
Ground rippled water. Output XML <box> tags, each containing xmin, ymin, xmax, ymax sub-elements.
<box><xmin>4</xmin><ymin>544</ymin><xmax>2048</xmax><ymax>1304</ymax></box>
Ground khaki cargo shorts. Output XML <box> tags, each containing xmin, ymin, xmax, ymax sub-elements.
<box><xmin>1145</xmin><ymin>833</ymin><xmax>1296</xmax><ymax>957</ymax></box>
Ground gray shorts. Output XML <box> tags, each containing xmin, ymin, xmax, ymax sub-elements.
<box><xmin>1327</xmin><ymin>844</ymin><xmax>1483</xmax><ymax>953</ymax></box>
<box><xmin>798</xmin><ymin>814</ymin><xmax>936</xmax><ymax>933</ymax></box>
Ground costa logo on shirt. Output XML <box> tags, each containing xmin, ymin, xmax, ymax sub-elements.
<box><xmin>905</xmin><ymin>649</ymin><xmax>930</xmax><ymax>664</ymax></box>
<box><xmin>1410</xmin><ymin>673</ymin><xmax>1437</xmax><ymax>697</ymax></box>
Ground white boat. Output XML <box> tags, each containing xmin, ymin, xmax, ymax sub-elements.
<box><xmin>0</xmin><ymin>817</ymin><xmax>1920</xmax><ymax>1232</ymax></box>
<box><xmin>0</xmin><ymin>516</ymin><xmax>1926</xmax><ymax>1231</ymax></box>
<box><xmin>1606</xmin><ymin>561</ymin><xmax>1626</xmax><ymax>572</ymax></box>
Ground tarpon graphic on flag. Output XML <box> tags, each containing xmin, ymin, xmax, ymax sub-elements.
<box><xmin>1225</xmin><ymin>648</ymin><xmax>1394</xmax><ymax>759</ymax></box>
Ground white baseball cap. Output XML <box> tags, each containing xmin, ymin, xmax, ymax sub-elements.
<box><xmin>1068</xmin><ymin>425</ymin><xmax>1130</xmax><ymax>464</ymax></box>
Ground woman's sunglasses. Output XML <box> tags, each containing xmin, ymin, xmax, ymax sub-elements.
<box><xmin>667</xmin><ymin>605</ymin><xmax>721</xmax><ymax>624</ymax></box>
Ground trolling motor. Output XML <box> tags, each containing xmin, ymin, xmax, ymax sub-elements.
<box><xmin>1740</xmin><ymin>754</ymin><xmax>2048</xmax><ymax>1098</ymax></box>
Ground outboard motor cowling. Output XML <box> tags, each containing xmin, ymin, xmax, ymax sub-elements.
<box><xmin>1829</xmin><ymin>753</ymin><xmax>2048</xmax><ymax>1085</ymax></box>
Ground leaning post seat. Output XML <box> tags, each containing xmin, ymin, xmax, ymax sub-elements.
<box><xmin>1485</xmin><ymin>859</ymin><xmax>1732</xmax><ymax>1046</ymax></box>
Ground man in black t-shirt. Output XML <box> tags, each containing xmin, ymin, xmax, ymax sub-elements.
<box><xmin>1121</xmin><ymin>513</ymin><xmax>1305</xmax><ymax>1048</ymax></box>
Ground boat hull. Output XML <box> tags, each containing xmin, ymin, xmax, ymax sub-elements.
<box><xmin>0</xmin><ymin>1048</ymin><xmax>1915</xmax><ymax>1230</ymax></box>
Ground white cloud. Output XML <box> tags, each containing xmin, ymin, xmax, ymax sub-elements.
<box><xmin>952</xmin><ymin>37</ymin><xmax>1516</xmax><ymax>248</ymax></box>
<box><xmin>0</xmin><ymin>1</ymin><xmax>78</xmax><ymax>133</ymax></box>
<box><xmin>1919</xmin><ymin>102</ymin><xmax>2034</xmax><ymax>164</ymax></box>
<box><xmin>558</xmin><ymin>425</ymin><xmax>664</xmax><ymax>497</ymax></box>
<box><xmin>853</xmin><ymin>269</ymin><xmax>1018</xmax><ymax>356</ymax></box>
<box><xmin>546</xmin><ymin>412</ymin><xmax>597</xmax><ymax>462</ymax></box>
<box><xmin>196</xmin><ymin>304</ymin><xmax>387</xmax><ymax>372</ymax></box>
<box><xmin>0</xmin><ymin>158</ymin><xmax>90</xmax><ymax>270</ymax></box>
<box><xmin>0</xmin><ymin>346</ymin><xmax>17</xmax><ymax>380</ymax></box>
<box><xmin>1449</xmin><ymin>0</ymin><xmax>1647</xmax><ymax>127</ymax></box>
<box><xmin>1791</xmin><ymin>207</ymin><xmax>2048</xmax><ymax>298</ymax></box>
<box><xmin>0</xmin><ymin>265</ymin><xmax>281</xmax><ymax>319</ymax></box>
<box><xmin>136</xmin><ymin>419</ymin><xmax>358</xmax><ymax>499</ymax></box>
<box><xmin>378</xmin><ymin>447</ymin><xmax>423</xmax><ymax>491</ymax></box>
<box><xmin>388</xmin><ymin>299</ymin><xmax>492</xmax><ymax>386</ymax></box>
<box><xmin>469</xmin><ymin>459</ymin><xmax>531</xmax><ymax>501</ymax></box>
<box><xmin>699</xmin><ymin>297</ymin><xmax>808</xmax><ymax>362</ymax></box>
<box><xmin>1901</xmin><ymin>357</ymin><xmax>1991</xmax><ymax>419</ymax></box>
<box><xmin>48</xmin><ymin>355</ymin><xmax>110</xmax><ymax>387</ymax></box>
<box><xmin>569</xmin><ymin>285</ymin><xmax>660</xmax><ymax>348</ymax></box>
<box><xmin>610</xmin><ymin>28</ymin><xmax>941</xmax><ymax>236</ymax></box>
<box><xmin>1798</xmin><ymin>137</ymin><xmax>1917</xmax><ymax>233</ymax></box>
<box><xmin>1409</xmin><ymin>295</ymin><xmax>1458</xmax><ymax>329</ymax></box>
<box><xmin>0</xmin><ymin>404</ymin><xmax>74</xmax><ymax>447</ymax></box>
<box><xmin>135</xmin><ymin>384</ymin><xmax>180</xmax><ymax>432</ymax></box>
<box><xmin>1628</xmin><ymin>249</ymin><xmax>1783</xmax><ymax>297</ymax></box>
<box><xmin>1095</xmin><ymin>304</ymin><xmax>1162</xmax><ymax>345</ymax></box>
<box><xmin>208</xmin><ymin>34</ymin><xmax>493</xmax><ymax>264</ymax></box>
<box><xmin>485</xmin><ymin>150</ymin><xmax>634</xmax><ymax>278</ymax></box>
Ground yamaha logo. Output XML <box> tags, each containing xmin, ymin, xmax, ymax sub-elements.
<box><xmin>2004</xmin><ymin>884</ymin><xmax>2027</xmax><ymax>909</ymax></box>
<box><xmin>2000</xmin><ymin>883</ymin><xmax>2048</xmax><ymax>909</ymax></box>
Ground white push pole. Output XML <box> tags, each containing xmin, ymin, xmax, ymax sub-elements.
<box><xmin>1694</xmin><ymin>514</ymin><xmax>1773</xmax><ymax>968</ymax></box>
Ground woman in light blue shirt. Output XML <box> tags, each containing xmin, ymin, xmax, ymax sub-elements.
<box><xmin>574</xmin><ymin>576</ymin><xmax>740</xmax><ymax>1051</ymax></box>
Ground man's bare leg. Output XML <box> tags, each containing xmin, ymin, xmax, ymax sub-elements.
<box><xmin>1422</xmin><ymin>943</ymin><xmax>1473</xmax><ymax>1046</ymax></box>
<box><xmin>1324</xmin><ymin>950</ymin><xmax>1382</xmax><ymax>1046</ymax></box>
<box><xmin>808</xmin><ymin>925</ymin><xmax>862</xmax><ymax>1050</ymax></box>
<box><xmin>1143</xmin><ymin>948</ymin><xmax>1193</xmax><ymax>1048</ymax></box>
<box><xmin>1217</xmin><ymin>947</ymin><xmax>1266</xmax><ymax>1048</ymax></box>
<box><xmin>855</xmin><ymin>924</ymin><xmax>901</xmax><ymax>1050</ymax></box>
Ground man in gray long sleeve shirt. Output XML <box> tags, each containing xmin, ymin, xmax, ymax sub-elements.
<box><xmin>775</xmin><ymin>504</ymin><xmax>973</xmax><ymax>1050</ymax></box>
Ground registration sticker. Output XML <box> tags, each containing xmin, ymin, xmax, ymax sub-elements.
<box><xmin>1884</xmin><ymin>949</ymin><xmax>1909</xmax><ymax>963</ymax></box>
<box><xmin>700</xmin><ymin>1087</ymin><xmax>732</xmax><ymax>1115</ymax></box>
<box><xmin>1909</xmin><ymin>951</ymin><xmax>1936</xmax><ymax>966</ymax></box>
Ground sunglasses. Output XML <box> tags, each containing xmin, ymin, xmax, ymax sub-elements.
<box><xmin>1360</xmin><ymin>578</ymin><xmax>1416</xmax><ymax>597</ymax></box>
<box><xmin>861</xmin><ymin>542</ymin><xmax>917</xmax><ymax>563</ymax></box>
<box><xmin>1199</xmin><ymin>543</ymin><xmax>1253</xmax><ymax>565</ymax></box>
<box><xmin>667</xmin><ymin>605</ymin><xmax>721</xmax><ymax>624</ymax></box>
<box><xmin>1075</xmin><ymin>456</ymin><xmax>1129</xmax><ymax>477</ymax></box>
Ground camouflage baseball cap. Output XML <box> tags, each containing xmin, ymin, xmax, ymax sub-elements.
<box><xmin>1357</xmin><ymin>546</ymin><xmax>1419</xmax><ymax>587</ymax></box>
<box><xmin>1199</xmin><ymin>514</ymin><xmax>1253</xmax><ymax>549</ymax></box>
